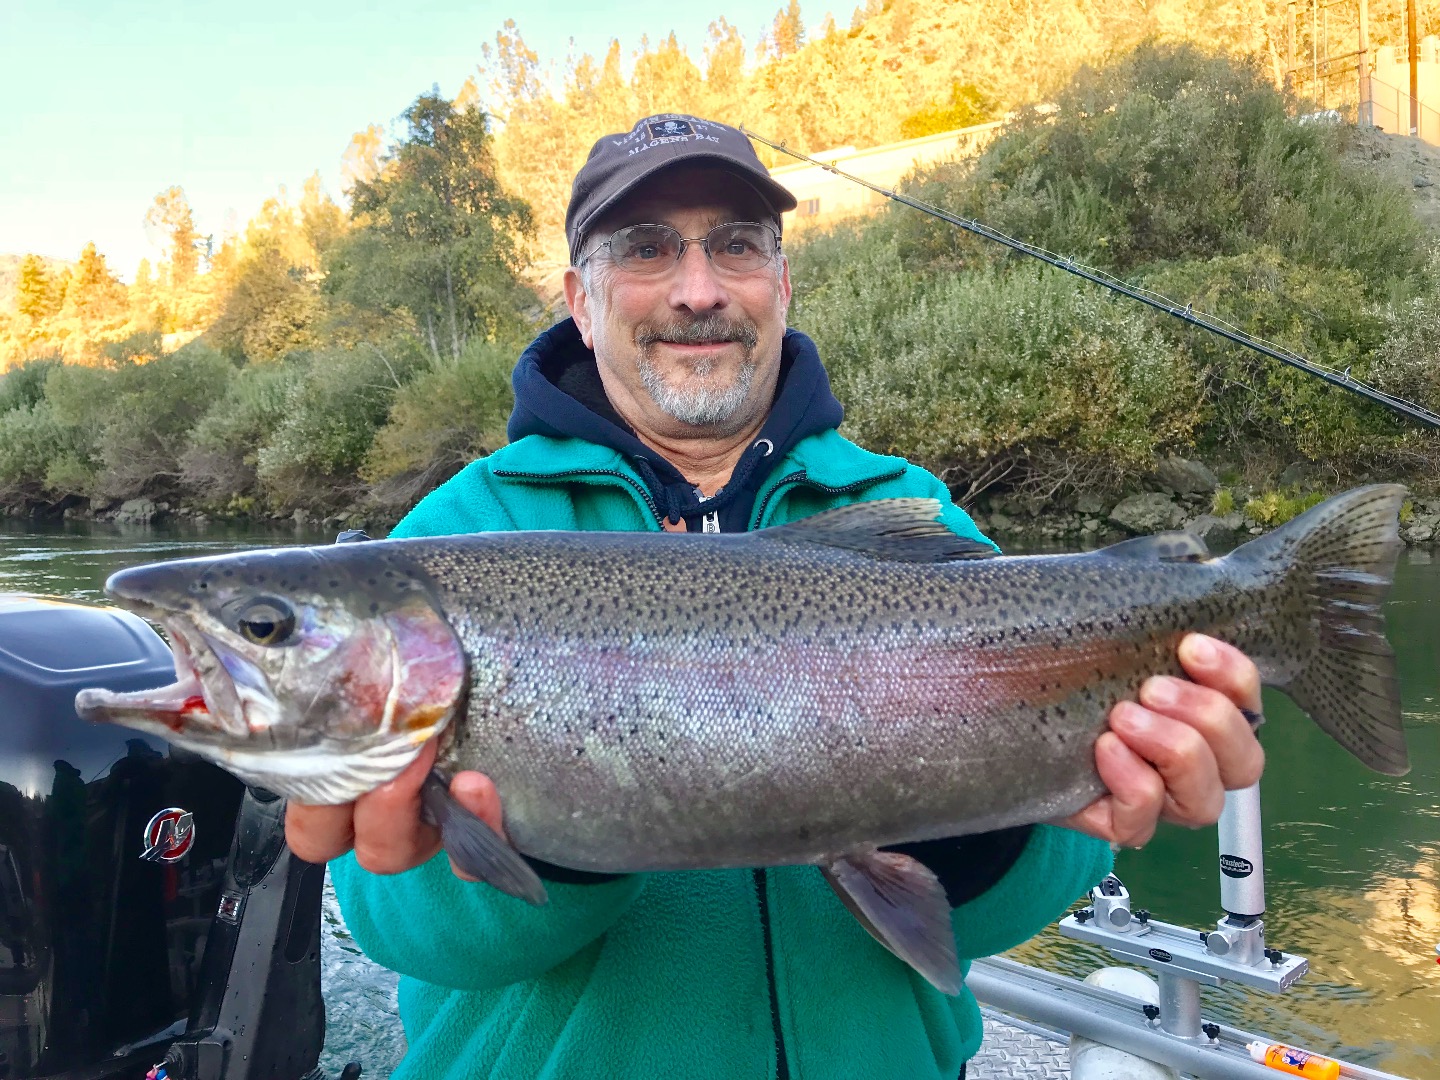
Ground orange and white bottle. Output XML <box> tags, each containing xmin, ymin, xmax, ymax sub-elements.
<box><xmin>1246</xmin><ymin>1040</ymin><xmax>1342</xmax><ymax>1080</ymax></box>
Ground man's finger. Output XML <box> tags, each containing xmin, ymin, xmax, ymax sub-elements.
<box><xmin>1060</xmin><ymin>728</ymin><xmax>1166</xmax><ymax>847</ymax></box>
<box><xmin>286</xmin><ymin>801</ymin><xmax>356</xmax><ymax>866</ymax></box>
<box><xmin>1110</xmin><ymin>701</ymin><xmax>1225</xmax><ymax>827</ymax></box>
<box><xmin>1139</xmin><ymin>672</ymin><xmax>1265</xmax><ymax>791</ymax></box>
<box><xmin>1177</xmin><ymin>634</ymin><xmax>1262</xmax><ymax>712</ymax></box>
<box><xmin>352</xmin><ymin>739</ymin><xmax>443</xmax><ymax>874</ymax></box>
<box><xmin>446</xmin><ymin>771</ymin><xmax>506</xmax><ymax>882</ymax></box>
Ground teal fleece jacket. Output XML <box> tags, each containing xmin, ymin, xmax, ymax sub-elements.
<box><xmin>330</xmin><ymin>429</ymin><xmax>1113</xmax><ymax>1079</ymax></box>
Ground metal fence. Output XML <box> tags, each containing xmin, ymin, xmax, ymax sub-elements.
<box><xmin>1365</xmin><ymin>74</ymin><xmax>1440</xmax><ymax>145</ymax></box>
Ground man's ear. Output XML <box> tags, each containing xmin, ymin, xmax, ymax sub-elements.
<box><xmin>563</xmin><ymin>267</ymin><xmax>597</xmax><ymax>348</ymax></box>
<box><xmin>778</xmin><ymin>254</ymin><xmax>793</xmax><ymax>316</ymax></box>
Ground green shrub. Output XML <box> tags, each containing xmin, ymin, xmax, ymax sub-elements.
<box><xmin>0</xmin><ymin>356</ymin><xmax>62</xmax><ymax>413</ymax></box>
<box><xmin>182</xmin><ymin>360</ymin><xmax>307</xmax><ymax>503</ymax></box>
<box><xmin>256</xmin><ymin>341</ymin><xmax>426</xmax><ymax>510</ymax></box>
<box><xmin>363</xmin><ymin>336</ymin><xmax>516</xmax><ymax>513</ymax></box>
<box><xmin>790</xmin><ymin>243</ymin><xmax>1200</xmax><ymax>500</ymax></box>
<box><xmin>890</xmin><ymin>43</ymin><xmax>1425</xmax><ymax>288</ymax></box>
<box><xmin>1138</xmin><ymin>249</ymin><xmax>1405</xmax><ymax>468</ymax></box>
<box><xmin>1244</xmin><ymin>487</ymin><xmax>1326</xmax><ymax>526</ymax></box>
<box><xmin>1211</xmin><ymin>487</ymin><xmax>1236</xmax><ymax>516</ymax></box>
<box><xmin>0</xmin><ymin>402</ymin><xmax>87</xmax><ymax>502</ymax></box>
<box><xmin>44</xmin><ymin>343</ymin><xmax>235</xmax><ymax>502</ymax></box>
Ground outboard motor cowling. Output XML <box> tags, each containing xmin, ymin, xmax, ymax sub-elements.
<box><xmin>0</xmin><ymin>595</ymin><xmax>244</xmax><ymax>1078</ymax></box>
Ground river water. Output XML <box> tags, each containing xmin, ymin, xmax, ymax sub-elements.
<box><xmin>0</xmin><ymin>519</ymin><xmax>1435</xmax><ymax>1077</ymax></box>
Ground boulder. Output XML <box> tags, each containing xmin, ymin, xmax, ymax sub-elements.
<box><xmin>1404</xmin><ymin>523</ymin><xmax>1435</xmax><ymax>543</ymax></box>
<box><xmin>1153</xmin><ymin>457</ymin><xmax>1219</xmax><ymax>496</ymax></box>
<box><xmin>1109</xmin><ymin>493</ymin><xmax>1184</xmax><ymax>535</ymax></box>
<box><xmin>1185</xmin><ymin>514</ymin><xmax>1238</xmax><ymax>548</ymax></box>
<box><xmin>1075</xmin><ymin>492</ymin><xmax>1107</xmax><ymax>515</ymax></box>
<box><xmin>1278</xmin><ymin>461</ymin><xmax>1317</xmax><ymax>489</ymax></box>
<box><xmin>115</xmin><ymin>498</ymin><xmax>159</xmax><ymax>525</ymax></box>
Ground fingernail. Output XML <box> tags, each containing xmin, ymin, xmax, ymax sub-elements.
<box><xmin>1185</xmin><ymin>636</ymin><xmax>1217</xmax><ymax>665</ymax></box>
<box><xmin>1113</xmin><ymin>703</ymin><xmax>1153</xmax><ymax>733</ymax></box>
<box><xmin>1143</xmin><ymin>677</ymin><xmax>1178</xmax><ymax>707</ymax></box>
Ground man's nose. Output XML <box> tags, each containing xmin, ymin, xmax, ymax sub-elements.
<box><xmin>666</xmin><ymin>241</ymin><xmax>729</xmax><ymax>311</ymax></box>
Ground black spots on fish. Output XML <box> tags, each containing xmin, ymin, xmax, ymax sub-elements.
<box><xmin>329</xmin><ymin>580</ymin><xmax>340</xmax><ymax>588</ymax></box>
<box><xmin>574</xmin><ymin>746</ymin><xmax>585</xmax><ymax>757</ymax></box>
<box><xmin>1037</xmin><ymin>708</ymin><xmax>1049</xmax><ymax>726</ymax></box>
<box><xmin>369</xmin><ymin>602</ymin><xmax>380</xmax><ymax>614</ymax></box>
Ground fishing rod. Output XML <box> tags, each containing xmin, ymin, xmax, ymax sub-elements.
<box><xmin>741</xmin><ymin>126</ymin><xmax>1440</xmax><ymax>431</ymax></box>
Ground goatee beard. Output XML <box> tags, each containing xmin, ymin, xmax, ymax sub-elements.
<box><xmin>634</xmin><ymin>314</ymin><xmax>760</xmax><ymax>427</ymax></box>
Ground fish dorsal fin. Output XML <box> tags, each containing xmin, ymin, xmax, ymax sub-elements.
<box><xmin>764</xmin><ymin>499</ymin><xmax>998</xmax><ymax>562</ymax></box>
<box><xmin>1095</xmin><ymin>531</ymin><xmax>1212</xmax><ymax>563</ymax></box>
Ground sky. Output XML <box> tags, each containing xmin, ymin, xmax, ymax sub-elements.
<box><xmin>0</xmin><ymin>0</ymin><xmax>827</xmax><ymax>279</ymax></box>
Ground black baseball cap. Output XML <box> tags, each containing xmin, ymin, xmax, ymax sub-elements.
<box><xmin>565</xmin><ymin>114</ymin><xmax>798</xmax><ymax>265</ymax></box>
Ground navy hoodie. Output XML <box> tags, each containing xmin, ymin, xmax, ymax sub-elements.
<box><xmin>508</xmin><ymin>318</ymin><xmax>843</xmax><ymax>532</ymax></box>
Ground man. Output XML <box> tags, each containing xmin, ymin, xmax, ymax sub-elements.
<box><xmin>289</xmin><ymin>115</ymin><xmax>1264</xmax><ymax>1079</ymax></box>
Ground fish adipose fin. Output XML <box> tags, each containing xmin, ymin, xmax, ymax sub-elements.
<box><xmin>1232</xmin><ymin>484</ymin><xmax>1410</xmax><ymax>776</ymax></box>
<box><xmin>821</xmin><ymin>848</ymin><xmax>961</xmax><ymax>995</ymax></box>
<box><xmin>420</xmin><ymin>771</ymin><xmax>549</xmax><ymax>905</ymax></box>
<box><xmin>1097</xmin><ymin>531</ymin><xmax>1212</xmax><ymax>562</ymax></box>
<box><xmin>766</xmin><ymin>498</ymin><xmax>998</xmax><ymax>563</ymax></box>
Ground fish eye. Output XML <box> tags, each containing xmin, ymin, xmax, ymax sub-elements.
<box><xmin>237</xmin><ymin>598</ymin><xmax>296</xmax><ymax>646</ymax></box>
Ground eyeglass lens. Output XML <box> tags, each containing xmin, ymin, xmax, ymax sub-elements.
<box><xmin>608</xmin><ymin>223</ymin><xmax>776</xmax><ymax>274</ymax></box>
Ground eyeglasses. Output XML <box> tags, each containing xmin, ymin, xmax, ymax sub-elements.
<box><xmin>579</xmin><ymin>222</ymin><xmax>781</xmax><ymax>276</ymax></box>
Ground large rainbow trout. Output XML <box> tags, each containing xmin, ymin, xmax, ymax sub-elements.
<box><xmin>76</xmin><ymin>485</ymin><xmax>1409</xmax><ymax>994</ymax></box>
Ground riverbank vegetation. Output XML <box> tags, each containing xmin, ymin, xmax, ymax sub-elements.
<box><xmin>789</xmin><ymin>45</ymin><xmax>1440</xmax><ymax>515</ymax></box>
<box><xmin>0</xmin><ymin>34</ymin><xmax>1437</xmax><ymax>531</ymax></box>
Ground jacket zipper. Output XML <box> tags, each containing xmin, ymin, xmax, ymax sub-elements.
<box><xmin>492</xmin><ymin>467</ymin><xmax>664</xmax><ymax>525</ymax></box>
<box><xmin>751</xmin><ymin>469</ymin><xmax>907</xmax><ymax>529</ymax></box>
<box><xmin>753</xmin><ymin>868</ymin><xmax>790</xmax><ymax>1080</ymax></box>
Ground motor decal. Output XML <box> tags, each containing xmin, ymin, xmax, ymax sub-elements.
<box><xmin>141</xmin><ymin>807</ymin><xmax>195</xmax><ymax>862</ymax></box>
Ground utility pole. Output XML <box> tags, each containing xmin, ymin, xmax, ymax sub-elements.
<box><xmin>1287</xmin><ymin>1</ymin><xmax>1297</xmax><ymax>94</ymax></box>
<box><xmin>1408</xmin><ymin>0</ymin><xmax>1419</xmax><ymax>135</ymax></box>
<box><xmin>1359</xmin><ymin>0</ymin><xmax>1371</xmax><ymax>125</ymax></box>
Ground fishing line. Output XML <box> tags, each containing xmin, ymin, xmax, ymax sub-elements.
<box><xmin>741</xmin><ymin>126</ymin><xmax>1440</xmax><ymax>431</ymax></box>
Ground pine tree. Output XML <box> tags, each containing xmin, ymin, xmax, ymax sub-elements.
<box><xmin>772</xmin><ymin>1</ymin><xmax>805</xmax><ymax>58</ymax></box>
<box><xmin>15</xmin><ymin>255</ymin><xmax>60</xmax><ymax>323</ymax></box>
<box><xmin>145</xmin><ymin>187</ymin><xmax>200</xmax><ymax>283</ymax></box>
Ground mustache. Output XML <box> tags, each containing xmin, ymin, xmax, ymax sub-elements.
<box><xmin>634</xmin><ymin>314</ymin><xmax>759</xmax><ymax>351</ymax></box>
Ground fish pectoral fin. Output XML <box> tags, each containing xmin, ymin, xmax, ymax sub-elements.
<box><xmin>764</xmin><ymin>499</ymin><xmax>998</xmax><ymax>563</ymax></box>
<box><xmin>1093</xmin><ymin>531</ymin><xmax>1211</xmax><ymax>562</ymax></box>
<box><xmin>420</xmin><ymin>771</ymin><xmax>548</xmax><ymax>905</ymax></box>
<box><xmin>821</xmin><ymin>848</ymin><xmax>961</xmax><ymax>995</ymax></box>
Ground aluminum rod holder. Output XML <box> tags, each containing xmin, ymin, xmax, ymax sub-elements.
<box><xmin>1218</xmin><ymin>782</ymin><xmax>1266</xmax><ymax>918</ymax></box>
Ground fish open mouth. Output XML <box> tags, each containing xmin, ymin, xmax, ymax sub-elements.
<box><xmin>75</xmin><ymin>613</ymin><xmax>253</xmax><ymax>742</ymax></box>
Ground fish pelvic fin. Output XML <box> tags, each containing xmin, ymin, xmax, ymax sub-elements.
<box><xmin>1231</xmin><ymin>484</ymin><xmax>1409</xmax><ymax>776</ymax></box>
<box><xmin>420</xmin><ymin>771</ymin><xmax>548</xmax><ymax>905</ymax></box>
<box><xmin>821</xmin><ymin>848</ymin><xmax>961</xmax><ymax>995</ymax></box>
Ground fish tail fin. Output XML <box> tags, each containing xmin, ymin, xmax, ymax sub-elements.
<box><xmin>1229</xmin><ymin>483</ymin><xmax>1409</xmax><ymax>775</ymax></box>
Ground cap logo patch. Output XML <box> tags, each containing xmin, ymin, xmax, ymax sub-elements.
<box><xmin>646</xmin><ymin>118</ymin><xmax>694</xmax><ymax>140</ymax></box>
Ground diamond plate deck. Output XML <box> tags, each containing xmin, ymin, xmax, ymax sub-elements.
<box><xmin>970</xmin><ymin>1008</ymin><xmax>1073</xmax><ymax>1079</ymax></box>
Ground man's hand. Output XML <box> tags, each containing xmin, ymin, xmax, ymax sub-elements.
<box><xmin>285</xmin><ymin>738</ymin><xmax>504</xmax><ymax>881</ymax></box>
<box><xmin>1059</xmin><ymin>634</ymin><xmax>1266</xmax><ymax>848</ymax></box>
